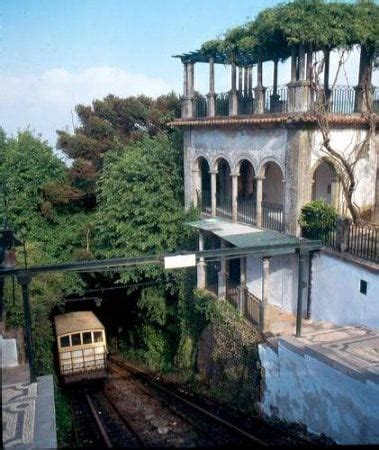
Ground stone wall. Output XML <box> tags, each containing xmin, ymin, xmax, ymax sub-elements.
<box><xmin>310</xmin><ymin>251</ymin><xmax>379</xmax><ymax>329</ymax></box>
<box><xmin>246</xmin><ymin>254</ymin><xmax>303</xmax><ymax>315</ymax></box>
<box><xmin>183</xmin><ymin>124</ymin><xmax>377</xmax><ymax>231</ymax></box>
<box><xmin>259</xmin><ymin>340</ymin><xmax>379</xmax><ymax>444</ymax></box>
<box><xmin>311</xmin><ymin>128</ymin><xmax>377</xmax><ymax>218</ymax></box>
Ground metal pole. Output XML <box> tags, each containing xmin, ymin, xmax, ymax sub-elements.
<box><xmin>296</xmin><ymin>251</ymin><xmax>304</xmax><ymax>337</ymax></box>
<box><xmin>17</xmin><ymin>272</ymin><xmax>36</xmax><ymax>382</ymax></box>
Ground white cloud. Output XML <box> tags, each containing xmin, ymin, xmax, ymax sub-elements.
<box><xmin>0</xmin><ymin>67</ymin><xmax>173</xmax><ymax>149</ymax></box>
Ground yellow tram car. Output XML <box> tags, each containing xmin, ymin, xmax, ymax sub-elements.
<box><xmin>54</xmin><ymin>311</ymin><xmax>108</xmax><ymax>384</ymax></box>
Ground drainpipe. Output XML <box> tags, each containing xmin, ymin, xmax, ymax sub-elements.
<box><xmin>295</xmin><ymin>250</ymin><xmax>305</xmax><ymax>337</ymax></box>
<box><xmin>306</xmin><ymin>251</ymin><xmax>314</xmax><ymax>319</ymax></box>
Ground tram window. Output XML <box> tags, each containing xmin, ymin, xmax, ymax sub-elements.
<box><xmin>82</xmin><ymin>332</ymin><xmax>92</xmax><ymax>345</ymax></box>
<box><xmin>71</xmin><ymin>333</ymin><xmax>81</xmax><ymax>346</ymax></box>
<box><xmin>60</xmin><ymin>336</ymin><xmax>70</xmax><ymax>348</ymax></box>
<box><xmin>94</xmin><ymin>331</ymin><xmax>103</xmax><ymax>343</ymax></box>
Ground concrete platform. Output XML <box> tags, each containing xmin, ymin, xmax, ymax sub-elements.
<box><xmin>2</xmin><ymin>375</ymin><xmax>57</xmax><ymax>449</ymax></box>
<box><xmin>265</xmin><ymin>306</ymin><xmax>379</xmax><ymax>385</ymax></box>
<box><xmin>1</xmin><ymin>336</ymin><xmax>18</xmax><ymax>367</ymax></box>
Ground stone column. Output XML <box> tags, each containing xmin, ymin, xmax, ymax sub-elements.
<box><xmin>255</xmin><ymin>176</ymin><xmax>264</xmax><ymax>227</ymax></box>
<box><xmin>306</xmin><ymin>46</ymin><xmax>314</xmax><ymax>109</ymax></box>
<box><xmin>248</xmin><ymin>66</ymin><xmax>253</xmax><ymax>96</ymax></box>
<box><xmin>238</xmin><ymin>66</ymin><xmax>243</xmax><ymax>94</ymax></box>
<box><xmin>270</xmin><ymin>59</ymin><xmax>280</xmax><ymax>112</ymax></box>
<box><xmin>218</xmin><ymin>240</ymin><xmax>226</xmax><ymax>300</ymax></box>
<box><xmin>182</xmin><ymin>62</ymin><xmax>194</xmax><ymax>118</ymax></box>
<box><xmin>323</xmin><ymin>50</ymin><xmax>331</xmax><ymax>108</ymax></box>
<box><xmin>231</xmin><ymin>173</ymin><xmax>239</xmax><ymax>222</ymax></box>
<box><xmin>331</xmin><ymin>177</ymin><xmax>341</xmax><ymax>213</ymax></box>
<box><xmin>207</xmin><ymin>57</ymin><xmax>216</xmax><ymax>117</ymax></box>
<box><xmin>354</xmin><ymin>45</ymin><xmax>374</xmax><ymax>113</ymax></box>
<box><xmin>295</xmin><ymin>251</ymin><xmax>306</xmax><ymax>337</ymax></box>
<box><xmin>197</xmin><ymin>230</ymin><xmax>206</xmax><ymax>289</ymax></box>
<box><xmin>288</xmin><ymin>44</ymin><xmax>310</xmax><ymax>113</ymax></box>
<box><xmin>259</xmin><ymin>257</ymin><xmax>271</xmax><ymax>332</ymax></box>
<box><xmin>192</xmin><ymin>169</ymin><xmax>200</xmax><ymax>207</ymax></box>
<box><xmin>298</xmin><ymin>44</ymin><xmax>306</xmax><ymax>81</ymax></box>
<box><xmin>183</xmin><ymin>62</ymin><xmax>188</xmax><ymax>96</ymax></box>
<box><xmin>229</xmin><ymin>62</ymin><xmax>238</xmax><ymax>116</ymax></box>
<box><xmin>239</xmin><ymin>256</ymin><xmax>247</xmax><ymax>314</ymax></box>
<box><xmin>253</xmin><ymin>61</ymin><xmax>266</xmax><ymax>114</ymax></box>
<box><xmin>291</xmin><ymin>46</ymin><xmax>297</xmax><ymax>82</ymax></box>
<box><xmin>244</xmin><ymin>67</ymin><xmax>248</xmax><ymax>96</ymax></box>
<box><xmin>210</xmin><ymin>171</ymin><xmax>217</xmax><ymax>217</ymax></box>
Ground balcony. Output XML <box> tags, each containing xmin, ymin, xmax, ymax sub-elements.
<box><xmin>192</xmin><ymin>85</ymin><xmax>379</xmax><ymax>119</ymax></box>
<box><xmin>200</xmin><ymin>190</ymin><xmax>284</xmax><ymax>233</ymax></box>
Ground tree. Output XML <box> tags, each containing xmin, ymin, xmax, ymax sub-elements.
<box><xmin>95</xmin><ymin>133</ymin><xmax>197</xmax><ymax>282</ymax></box>
<box><xmin>0</xmin><ymin>129</ymin><xmax>85</xmax><ymax>375</ymax></box>
<box><xmin>56</xmin><ymin>93</ymin><xmax>181</xmax><ymax>200</ymax></box>
<box><xmin>309</xmin><ymin>46</ymin><xmax>376</xmax><ymax>221</ymax></box>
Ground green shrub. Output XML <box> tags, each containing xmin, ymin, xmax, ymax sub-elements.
<box><xmin>299</xmin><ymin>199</ymin><xmax>338</xmax><ymax>239</ymax></box>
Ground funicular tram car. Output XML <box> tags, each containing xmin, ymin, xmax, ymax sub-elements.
<box><xmin>54</xmin><ymin>311</ymin><xmax>108</xmax><ymax>384</ymax></box>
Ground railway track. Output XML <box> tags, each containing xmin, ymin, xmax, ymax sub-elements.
<box><xmin>108</xmin><ymin>356</ymin><xmax>319</xmax><ymax>447</ymax></box>
<box><xmin>71</xmin><ymin>388</ymin><xmax>144</xmax><ymax>448</ymax></box>
<box><xmin>70</xmin><ymin>356</ymin><xmax>329</xmax><ymax>447</ymax></box>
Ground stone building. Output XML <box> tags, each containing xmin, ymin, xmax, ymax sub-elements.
<box><xmin>169</xmin><ymin>4</ymin><xmax>379</xmax><ymax>443</ymax></box>
<box><xmin>170</xmin><ymin>40</ymin><xmax>378</xmax><ymax>332</ymax></box>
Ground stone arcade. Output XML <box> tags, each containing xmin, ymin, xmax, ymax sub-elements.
<box><xmin>171</xmin><ymin>19</ymin><xmax>379</xmax><ymax>445</ymax></box>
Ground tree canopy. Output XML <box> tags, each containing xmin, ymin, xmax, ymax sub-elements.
<box><xmin>57</xmin><ymin>93</ymin><xmax>181</xmax><ymax>200</ymax></box>
<box><xmin>191</xmin><ymin>0</ymin><xmax>379</xmax><ymax>65</ymax></box>
<box><xmin>95</xmin><ymin>133</ymin><xmax>196</xmax><ymax>283</ymax></box>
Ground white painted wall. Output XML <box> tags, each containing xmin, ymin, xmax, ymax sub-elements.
<box><xmin>259</xmin><ymin>342</ymin><xmax>379</xmax><ymax>444</ymax></box>
<box><xmin>246</xmin><ymin>254</ymin><xmax>298</xmax><ymax>314</ymax></box>
<box><xmin>311</xmin><ymin>252</ymin><xmax>379</xmax><ymax>329</ymax></box>
<box><xmin>312</xmin><ymin>161</ymin><xmax>334</xmax><ymax>203</ymax></box>
<box><xmin>311</xmin><ymin>129</ymin><xmax>377</xmax><ymax>214</ymax></box>
<box><xmin>262</xmin><ymin>162</ymin><xmax>284</xmax><ymax>204</ymax></box>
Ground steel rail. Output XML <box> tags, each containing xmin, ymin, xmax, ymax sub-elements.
<box><xmin>100</xmin><ymin>390</ymin><xmax>146</xmax><ymax>448</ymax></box>
<box><xmin>85</xmin><ymin>393</ymin><xmax>113</xmax><ymax>448</ymax></box>
<box><xmin>0</xmin><ymin>240</ymin><xmax>321</xmax><ymax>278</ymax></box>
<box><xmin>109</xmin><ymin>357</ymin><xmax>269</xmax><ymax>447</ymax></box>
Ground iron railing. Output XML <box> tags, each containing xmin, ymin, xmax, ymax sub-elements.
<box><xmin>238</xmin><ymin>93</ymin><xmax>254</xmax><ymax>115</ymax></box>
<box><xmin>194</xmin><ymin>96</ymin><xmax>207</xmax><ymax>117</ymax></box>
<box><xmin>262</xmin><ymin>202</ymin><xmax>284</xmax><ymax>232</ymax></box>
<box><xmin>216</xmin><ymin>193</ymin><xmax>232</xmax><ymax>219</ymax></box>
<box><xmin>186</xmin><ymin>85</ymin><xmax>378</xmax><ymax>118</ymax></box>
<box><xmin>373</xmin><ymin>88</ymin><xmax>379</xmax><ymax>113</ymax></box>
<box><xmin>244</xmin><ymin>289</ymin><xmax>261</xmax><ymax>327</ymax></box>
<box><xmin>265</xmin><ymin>86</ymin><xmax>289</xmax><ymax>113</ymax></box>
<box><xmin>302</xmin><ymin>217</ymin><xmax>378</xmax><ymax>263</ymax></box>
<box><xmin>226</xmin><ymin>278</ymin><xmax>239</xmax><ymax>308</ymax></box>
<box><xmin>347</xmin><ymin>220</ymin><xmax>378</xmax><ymax>262</ymax></box>
<box><xmin>216</xmin><ymin>93</ymin><xmax>229</xmax><ymax>116</ymax></box>
<box><xmin>329</xmin><ymin>86</ymin><xmax>355</xmax><ymax>115</ymax></box>
<box><xmin>199</xmin><ymin>189</ymin><xmax>212</xmax><ymax>214</ymax></box>
<box><xmin>237</xmin><ymin>197</ymin><xmax>256</xmax><ymax>225</ymax></box>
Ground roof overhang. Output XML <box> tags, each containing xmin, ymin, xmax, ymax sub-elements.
<box><xmin>187</xmin><ymin>217</ymin><xmax>320</xmax><ymax>255</ymax></box>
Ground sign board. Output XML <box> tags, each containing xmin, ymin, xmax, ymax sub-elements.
<box><xmin>164</xmin><ymin>254</ymin><xmax>196</xmax><ymax>270</ymax></box>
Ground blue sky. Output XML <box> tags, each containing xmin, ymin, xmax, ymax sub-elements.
<box><xmin>1</xmin><ymin>0</ymin><xmax>376</xmax><ymax>148</ymax></box>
